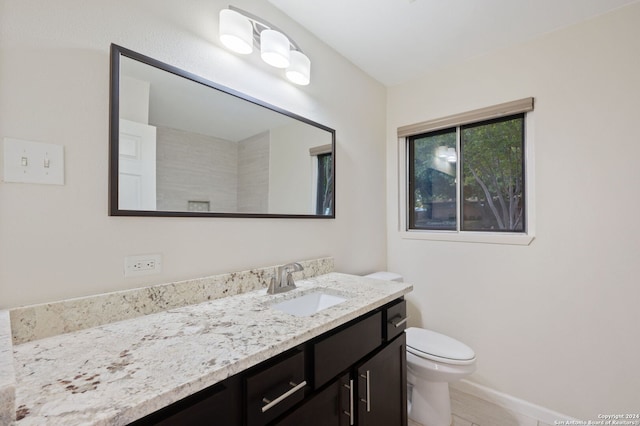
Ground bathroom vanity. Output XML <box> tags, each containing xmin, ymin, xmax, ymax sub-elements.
<box><xmin>132</xmin><ymin>298</ymin><xmax>407</xmax><ymax>426</ymax></box>
<box><xmin>6</xmin><ymin>262</ymin><xmax>412</xmax><ymax>425</ymax></box>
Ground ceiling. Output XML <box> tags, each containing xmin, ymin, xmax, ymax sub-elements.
<box><xmin>268</xmin><ymin>0</ymin><xmax>639</xmax><ymax>86</ymax></box>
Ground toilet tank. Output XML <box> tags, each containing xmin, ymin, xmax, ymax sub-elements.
<box><xmin>364</xmin><ymin>271</ymin><xmax>403</xmax><ymax>282</ymax></box>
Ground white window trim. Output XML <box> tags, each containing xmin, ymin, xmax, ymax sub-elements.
<box><xmin>397</xmin><ymin>112</ymin><xmax>535</xmax><ymax>246</ymax></box>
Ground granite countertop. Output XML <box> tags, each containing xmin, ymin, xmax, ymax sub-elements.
<box><xmin>1</xmin><ymin>311</ymin><xmax>15</xmax><ymax>425</ymax></box>
<box><xmin>11</xmin><ymin>272</ymin><xmax>412</xmax><ymax>425</ymax></box>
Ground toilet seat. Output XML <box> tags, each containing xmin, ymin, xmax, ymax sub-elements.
<box><xmin>406</xmin><ymin>327</ymin><xmax>476</xmax><ymax>366</ymax></box>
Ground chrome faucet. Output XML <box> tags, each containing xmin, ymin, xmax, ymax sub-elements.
<box><xmin>267</xmin><ymin>262</ymin><xmax>304</xmax><ymax>294</ymax></box>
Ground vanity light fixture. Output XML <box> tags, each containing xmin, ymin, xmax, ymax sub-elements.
<box><xmin>219</xmin><ymin>8</ymin><xmax>254</xmax><ymax>54</ymax></box>
<box><xmin>446</xmin><ymin>147</ymin><xmax>457</xmax><ymax>163</ymax></box>
<box><xmin>435</xmin><ymin>145</ymin><xmax>456</xmax><ymax>162</ymax></box>
<box><xmin>286</xmin><ymin>50</ymin><xmax>311</xmax><ymax>86</ymax></box>
<box><xmin>219</xmin><ymin>6</ymin><xmax>311</xmax><ymax>85</ymax></box>
<box><xmin>260</xmin><ymin>29</ymin><xmax>290</xmax><ymax>68</ymax></box>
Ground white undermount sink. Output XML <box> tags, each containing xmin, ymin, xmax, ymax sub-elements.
<box><xmin>271</xmin><ymin>291</ymin><xmax>347</xmax><ymax>317</ymax></box>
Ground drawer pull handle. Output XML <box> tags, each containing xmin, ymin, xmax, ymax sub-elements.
<box><xmin>391</xmin><ymin>316</ymin><xmax>408</xmax><ymax>328</ymax></box>
<box><xmin>342</xmin><ymin>379</ymin><xmax>354</xmax><ymax>425</ymax></box>
<box><xmin>261</xmin><ymin>380</ymin><xmax>307</xmax><ymax>413</ymax></box>
<box><xmin>360</xmin><ymin>370</ymin><xmax>371</xmax><ymax>412</ymax></box>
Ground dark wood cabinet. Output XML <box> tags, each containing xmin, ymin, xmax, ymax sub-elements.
<box><xmin>278</xmin><ymin>301</ymin><xmax>407</xmax><ymax>426</ymax></box>
<box><xmin>282</xmin><ymin>332</ymin><xmax>407</xmax><ymax>426</ymax></box>
<box><xmin>275</xmin><ymin>373</ymin><xmax>350</xmax><ymax>426</ymax></box>
<box><xmin>129</xmin><ymin>298</ymin><xmax>407</xmax><ymax>426</ymax></box>
<box><xmin>313</xmin><ymin>312</ymin><xmax>382</xmax><ymax>388</ymax></box>
<box><xmin>383</xmin><ymin>299</ymin><xmax>407</xmax><ymax>341</ymax></box>
<box><xmin>245</xmin><ymin>350</ymin><xmax>306</xmax><ymax>426</ymax></box>
<box><xmin>128</xmin><ymin>375</ymin><xmax>241</xmax><ymax>426</ymax></box>
<box><xmin>356</xmin><ymin>333</ymin><xmax>407</xmax><ymax>426</ymax></box>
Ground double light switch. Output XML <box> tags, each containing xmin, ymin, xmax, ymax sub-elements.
<box><xmin>3</xmin><ymin>138</ymin><xmax>64</xmax><ymax>185</ymax></box>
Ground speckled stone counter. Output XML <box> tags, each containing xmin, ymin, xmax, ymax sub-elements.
<box><xmin>12</xmin><ymin>272</ymin><xmax>412</xmax><ymax>425</ymax></box>
<box><xmin>0</xmin><ymin>310</ymin><xmax>15</xmax><ymax>424</ymax></box>
<box><xmin>10</xmin><ymin>258</ymin><xmax>334</xmax><ymax>345</ymax></box>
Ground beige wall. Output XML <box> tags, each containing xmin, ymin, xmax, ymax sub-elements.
<box><xmin>0</xmin><ymin>0</ymin><xmax>388</xmax><ymax>308</ymax></box>
<box><xmin>387</xmin><ymin>3</ymin><xmax>640</xmax><ymax>420</ymax></box>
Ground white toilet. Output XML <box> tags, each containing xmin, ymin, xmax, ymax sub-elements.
<box><xmin>365</xmin><ymin>272</ymin><xmax>477</xmax><ymax>426</ymax></box>
<box><xmin>405</xmin><ymin>327</ymin><xmax>476</xmax><ymax>426</ymax></box>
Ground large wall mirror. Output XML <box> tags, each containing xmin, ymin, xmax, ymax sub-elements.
<box><xmin>109</xmin><ymin>44</ymin><xmax>335</xmax><ymax>218</ymax></box>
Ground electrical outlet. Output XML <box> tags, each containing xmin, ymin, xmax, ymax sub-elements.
<box><xmin>124</xmin><ymin>254</ymin><xmax>162</xmax><ymax>277</ymax></box>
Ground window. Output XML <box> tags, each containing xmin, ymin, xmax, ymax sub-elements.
<box><xmin>461</xmin><ymin>115</ymin><xmax>525</xmax><ymax>232</ymax></box>
<box><xmin>400</xmin><ymin>98</ymin><xmax>533</xmax><ymax>244</ymax></box>
<box><xmin>408</xmin><ymin>128</ymin><xmax>458</xmax><ymax>230</ymax></box>
<box><xmin>316</xmin><ymin>152</ymin><xmax>333</xmax><ymax>215</ymax></box>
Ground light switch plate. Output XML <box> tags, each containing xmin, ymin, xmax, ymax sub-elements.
<box><xmin>3</xmin><ymin>138</ymin><xmax>65</xmax><ymax>185</ymax></box>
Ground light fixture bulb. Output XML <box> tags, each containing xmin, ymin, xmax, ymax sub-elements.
<box><xmin>286</xmin><ymin>50</ymin><xmax>311</xmax><ymax>85</ymax></box>
<box><xmin>219</xmin><ymin>9</ymin><xmax>253</xmax><ymax>55</ymax></box>
<box><xmin>260</xmin><ymin>29</ymin><xmax>290</xmax><ymax>68</ymax></box>
<box><xmin>446</xmin><ymin>147</ymin><xmax>457</xmax><ymax>163</ymax></box>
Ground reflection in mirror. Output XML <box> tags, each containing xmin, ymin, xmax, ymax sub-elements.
<box><xmin>109</xmin><ymin>44</ymin><xmax>335</xmax><ymax>218</ymax></box>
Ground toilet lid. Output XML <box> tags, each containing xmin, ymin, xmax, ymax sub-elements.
<box><xmin>406</xmin><ymin>327</ymin><xmax>475</xmax><ymax>365</ymax></box>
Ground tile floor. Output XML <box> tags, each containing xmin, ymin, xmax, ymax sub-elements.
<box><xmin>408</xmin><ymin>414</ymin><xmax>478</xmax><ymax>426</ymax></box>
<box><xmin>408</xmin><ymin>387</ymin><xmax>553</xmax><ymax>426</ymax></box>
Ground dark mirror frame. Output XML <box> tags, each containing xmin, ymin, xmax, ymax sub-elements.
<box><xmin>109</xmin><ymin>44</ymin><xmax>336</xmax><ymax>218</ymax></box>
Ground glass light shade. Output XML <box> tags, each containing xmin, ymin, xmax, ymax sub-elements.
<box><xmin>219</xmin><ymin>9</ymin><xmax>253</xmax><ymax>55</ymax></box>
<box><xmin>446</xmin><ymin>147</ymin><xmax>457</xmax><ymax>163</ymax></box>
<box><xmin>260</xmin><ymin>29</ymin><xmax>290</xmax><ymax>68</ymax></box>
<box><xmin>436</xmin><ymin>145</ymin><xmax>448</xmax><ymax>158</ymax></box>
<box><xmin>286</xmin><ymin>51</ymin><xmax>311</xmax><ymax>85</ymax></box>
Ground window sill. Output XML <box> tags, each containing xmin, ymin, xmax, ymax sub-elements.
<box><xmin>400</xmin><ymin>230</ymin><xmax>534</xmax><ymax>246</ymax></box>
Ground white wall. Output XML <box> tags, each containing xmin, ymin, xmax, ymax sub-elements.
<box><xmin>0</xmin><ymin>0</ymin><xmax>387</xmax><ymax>308</ymax></box>
<box><xmin>387</xmin><ymin>3</ymin><xmax>640</xmax><ymax>420</ymax></box>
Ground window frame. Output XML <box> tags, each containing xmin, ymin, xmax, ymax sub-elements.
<box><xmin>397</xmin><ymin>102</ymin><xmax>535</xmax><ymax>246</ymax></box>
<box><xmin>407</xmin><ymin>127</ymin><xmax>459</xmax><ymax>231</ymax></box>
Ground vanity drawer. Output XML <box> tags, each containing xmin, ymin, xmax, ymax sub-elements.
<box><xmin>274</xmin><ymin>373</ymin><xmax>351</xmax><ymax>426</ymax></box>
<box><xmin>313</xmin><ymin>312</ymin><xmax>382</xmax><ymax>388</ymax></box>
<box><xmin>245</xmin><ymin>349</ymin><xmax>306</xmax><ymax>426</ymax></box>
<box><xmin>384</xmin><ymin>299</ymin><xmax>408</xmax><ymax>341</ymax></box>
<box><xmin>129</xmin><ymin>375</ymin><xmax>241</xmax><ymax>425</ymax></box>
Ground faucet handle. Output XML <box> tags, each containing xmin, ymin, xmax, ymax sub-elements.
<box><xmin>284</xmin><ymin>262</ymin><xmax>304</xmax><ymax>287</ymax></box>
<box><xmin>286</xmin><ymin>262</ymin><xmax>304</xmax><ymax>273</ymax></box>
<box><xmin>285</xmin><ymin>272</ymin><xmax>296</xmax><ymax>287</ymax></box>
<box><xmin>267</xmin><ymin>262</ymin><xmax>305</xmax><ymax>294</ymax></box>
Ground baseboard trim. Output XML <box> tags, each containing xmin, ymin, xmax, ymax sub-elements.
<box><xmin>450</xmin><ymin>380</ymin><xmax>580</xmax><ymax>425</ymax></box>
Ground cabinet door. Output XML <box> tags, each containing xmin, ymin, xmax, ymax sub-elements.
<box><xmin>313</xmin><ymin>312</ymin><xmax>382</xmax><ymax>388</ymax></box>
<box><xmin>357</xmin><ymin>333</ymin><xmax>407</xmax><ymax>426</ymax></box>
<box><xmin>275</xmin><ymin>373</ymin><xmax>351</xmax><ymax>426</ymax></box>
